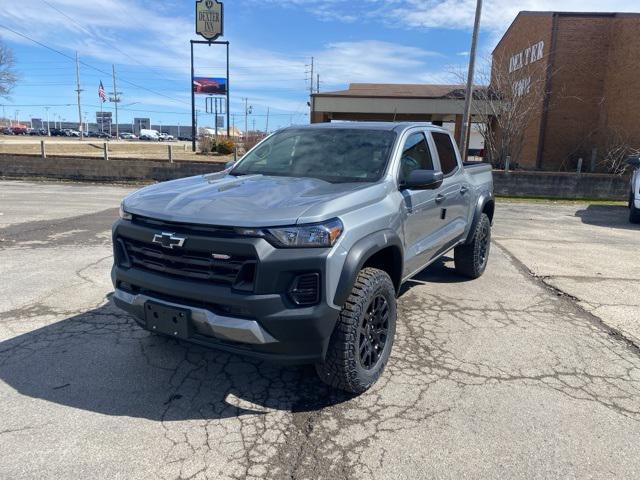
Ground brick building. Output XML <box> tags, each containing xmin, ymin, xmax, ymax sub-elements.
<box><xmin>493</xmin><ymin>11</ymin><xmax>640</xmax><ymax>170</ymax></box>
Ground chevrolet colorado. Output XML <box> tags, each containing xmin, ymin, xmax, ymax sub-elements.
<box><xmin>112</xmin><ymin>122</ymin><xmax>494</xmax><ymax>393</ymax></box>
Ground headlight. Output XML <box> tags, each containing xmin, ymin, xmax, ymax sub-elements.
<box><xmin>238</xmin><ymin>218</ymin><xmax>343</xmax><ymax>248</ymax></box>
<box><xmin>119</xmin><ymin>203</ymin><xmax>132</xmax><ymax>221</ymax></box>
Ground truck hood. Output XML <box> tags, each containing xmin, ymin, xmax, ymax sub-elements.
<box><xmin>123</xmin><ymin>172</ymin><xmax>383</xmax><ymax>227</ymax></box>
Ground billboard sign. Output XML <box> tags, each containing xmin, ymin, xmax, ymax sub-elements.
<box><xmin>195</xmin><ymin>0</ymin><xmax>223</xmax><ymax>41</ymax></box>
<box><xmin>96</xmin><ymin>111</ymin><xmax>112</xmax><ymax>127</ymax></box>
<box><xmin>193</xmin><ymin>77</ymin><xmax>227</xmax><ymax>95</ymax></box>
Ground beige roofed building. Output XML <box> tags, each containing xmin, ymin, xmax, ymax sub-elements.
<box><xmin>310</xmin><ymin>83</ymin><xmax>492</xmax><ymax>146</ymax></box>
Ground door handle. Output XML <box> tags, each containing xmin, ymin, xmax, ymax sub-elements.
<box><xmin>435</xmin><ymin>194</ymin><xmax>446</xmax><ymax>204</ymax></box>
<box><xmin>460</xmin><ymin>185</ymin><xmax>469</xmax><ymax>195</ymax></box>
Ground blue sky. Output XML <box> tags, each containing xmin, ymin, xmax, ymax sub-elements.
<box><xmin>1</xmin><ymin>0</ymin><xmax>639</xmax><ymax>131</ymax></box>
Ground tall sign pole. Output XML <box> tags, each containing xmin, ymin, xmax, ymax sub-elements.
<box><xmin>226</xmin><ymin>41</ymin><xmax>230</xmax><ymax>138</ymax></box>
<box><xmin>192</xmin><ymin>0</ymin><xmax>225</xmax><ymax>151</ymax></box>
<box><xmin>190</xmin><ymin>40</ymin><xmax>197</xmax><ymax>152</ymax></box>
<box><xmin>460</xmin><ymin>0</ymin><xmax>483</xmax><ymax>161</ymax></box>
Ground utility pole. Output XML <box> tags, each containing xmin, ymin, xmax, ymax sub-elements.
<box><xmin>460</xmin><ymin>0</ymin><xmax>483</xmax><ymax>161</ymax></box>
<box><xmin>316</xmin><ymin>73</ymin><xmax>320</xmax><ymax>93</ymax></box>
<box><xmin>111</xmin><ymin>64</ymin><xmax>121</xmax><ymax>139</ymax></box>
<box><xmin>75</xmin><ymin>51</ymin><xmax>84</xmax><ymax>140</ymax></box>
<box><xmin>45</xmin><ymin>106</ymin><xmax>50</xmax><ymax>136</ymax></box>
<box><xmin>309</xmin><ymin>57</ymin><xmax>314</xmax><ymax>96</ymax></box>
<box><xmin>243</xmin><ymin>98</ymin><xmax>252</xmax><ymax>139</ymax></box>
<box><xmin>244</xmin><ymin>98</ymin><xmax>248</xmax><ymax>138</ymax></box>
<box><xmin>265</xmin><ymin>107</ymin><xmax>270</xmax><ymax>134</ymax></box>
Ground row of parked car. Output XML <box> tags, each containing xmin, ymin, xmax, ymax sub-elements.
<box><xmin>1</xmin><ymin>126</ymin><xmax>88</xmax><ymax>137</ymax></box>
<box><xmin>0</xmin><ymin>126</ymin><xmax>183</xmax><ymax>141</ymax></box>
<box><xmin>1</xmin><ymin>126</ymin><xmax>48</xmax><ymax>136</ymax></box>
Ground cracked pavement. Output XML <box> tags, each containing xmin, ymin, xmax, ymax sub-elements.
<box><xmin>1</xmin><ymin>181</ymin><xmax>640</xmax><ymax>479</ymax></box>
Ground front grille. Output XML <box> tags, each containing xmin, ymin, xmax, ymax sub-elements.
<box><xmin>120</xmin><ymin>237</ymin><xmax>256</xmax><ymax>290</ymax></box>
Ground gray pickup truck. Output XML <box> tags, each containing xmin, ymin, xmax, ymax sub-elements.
<box><xmin>112</xmin><ymin>122</ymin><xmax>494</xmax><ymax>393</ymax></box>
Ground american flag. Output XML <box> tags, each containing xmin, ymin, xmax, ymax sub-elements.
<box><xmin>98</xmin><ymin>81</ymin><xmax>107</xmax><ymax>102</ymax></box>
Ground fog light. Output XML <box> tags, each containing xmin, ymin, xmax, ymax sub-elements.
<box><xmin>289</xmin><ymin>273</ymin><xmax>320</xmax><ymax>306</ymax></box>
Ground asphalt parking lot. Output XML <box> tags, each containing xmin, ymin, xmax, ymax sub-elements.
<box><xmin>1</xmin><ymin>180</ymin><xmax>639</xmax><ymax>480</ymax></box>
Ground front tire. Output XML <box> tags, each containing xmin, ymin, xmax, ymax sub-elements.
<box><xmin>316</xmin><ymin>267</ymin><xmax>396</xmax><ymax>394</ymax></box>
<box><xmin>454</xmin><ymin>213</ymin><xmax>491</xmax><ymax>279</ymax></box>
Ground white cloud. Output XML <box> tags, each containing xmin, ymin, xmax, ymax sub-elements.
<box><xmin>256</xmin><ymin>0</ymin><xmax>640</xmax><ymax>32</ymax></box>
<box><xmin>8</xmin><ymin>0</ymin><xmax>634</xmax><ymax>121</ymax></box>
<box><xmin>392</xmin><ymin>0</ymin><xmax>640</xmax><ymax>32</ymax></box>
<box><xmin>0</xmin><ymin>0</ymin><xmax>455</xmax><ymax>114</ymax></box>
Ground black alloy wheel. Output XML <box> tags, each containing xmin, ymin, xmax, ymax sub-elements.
<box><xmin>358</xmin><ymin>294</ymin><xmax>390</xmax><ymax>370</ymax></box>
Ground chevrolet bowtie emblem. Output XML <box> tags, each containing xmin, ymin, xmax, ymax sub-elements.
<box><xmin>152</xmin><ymin>232</ymin><xmax>186</xmax><ymax>249</ymax></box>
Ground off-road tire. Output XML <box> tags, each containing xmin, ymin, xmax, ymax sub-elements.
<box><xmin>454</xmin><ymin>213</ymin><xmax>491</xmax><ymax>279</ymax></box>
<box><xmin>316</xmin><ymin>267</ymin><xmax>396</xmax><ymax>394</ymax></box>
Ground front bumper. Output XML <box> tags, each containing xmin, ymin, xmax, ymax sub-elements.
<box><xmin>111</xmin><ymin>219</ymin><xmax>342</xmax><ymax>364</ymax></box>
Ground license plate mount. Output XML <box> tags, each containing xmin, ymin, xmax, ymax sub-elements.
<box><xmin>144</xmin><ymin>301</ymin><xmax>192</xmax><ymax>339</ymax></box>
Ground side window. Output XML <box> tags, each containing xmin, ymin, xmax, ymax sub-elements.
<box><xmin>400</xmin><ymin>132</ymin><xmax>434</xmax><ymax>182</ymax></box>
<box><xmin>432</xmin><ymin>132</ymin><xmax>459</xmax><ymax>176</ymax></box>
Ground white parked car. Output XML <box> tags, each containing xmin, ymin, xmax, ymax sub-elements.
<box><xmin>158</xmin><ymin>133</ymin><xmax>174</xmax><ymax>141</ymax></box>
<box><xmin>629</xmin><ymin>156</ymin><xmax>640</xmax><ymax>224</ymax></box>
<box><xmin>139</xmin><ymin>129</ymin><xmax>161</xmax><ymax>141</ymax></box>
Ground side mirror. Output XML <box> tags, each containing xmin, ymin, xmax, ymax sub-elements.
<box><xmin>401</xmin><ymin>170</ymin><xmax>444</xmax><ymax>190</ymax></box>
<box><xmin>225</xmin><ymin>160</ymin><xmax>236</xmax><ymax>170</ymax></box>
<box><xmin>626</xmin><ymin>156</ymin><xmax>640</xmax><ymax>168</ymax></box>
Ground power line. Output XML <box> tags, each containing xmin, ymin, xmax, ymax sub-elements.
<box><xmin>40</xmin><ymin>0</ymin><xmax>183</xmax><ymax>90</ymax></box>
<box><xmin>0</xmin><ymin>23</ymin><xmax>190</xmax><ymax>107</ymax></box>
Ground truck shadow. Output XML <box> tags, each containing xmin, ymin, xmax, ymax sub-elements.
<box><xmin>574</xmin><ymin>204</ymin><xmax>639</xmax><ymax>230</ymax></box>
<box><xmin>399</xmin><ymin>256</ymin><xmax>473</xmax><ymax>297</ymax></box>
<box><xmin>0</xmin><ymin>299</ymin><xmax>354</xmax><ymax>422</ymax></box>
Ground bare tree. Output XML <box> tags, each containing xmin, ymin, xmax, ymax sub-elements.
<box><xmin>598</xmin><ymin>127</ymin><xmax>640</xmax><ymax>175</ymax></box>
<box><xmin>452</xmin><ymin>52</ymin><xmax>551</xmax><ymax>168</ymax></box>
<box><xmin>0</xmin><ymin>40</ymin><xmax>18</xmax><ymax>98</ymax></box>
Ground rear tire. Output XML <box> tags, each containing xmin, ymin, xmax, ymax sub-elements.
<box><xmin>316</xmin><ymin>267</ymin><xmax>396</xmax><ymax>394</ymax></box>
<box><xmin>454</xmin><ymin>213</ymin><xmax>491</xmax><ymax>279</ymax></box>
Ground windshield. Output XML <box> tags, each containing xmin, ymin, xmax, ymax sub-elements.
<box><xmin>230</xmin><ymin>128</ymin><xmax>397</xmax><ymax>183</ymax></box>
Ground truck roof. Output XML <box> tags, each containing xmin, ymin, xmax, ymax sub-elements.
<box><xmin>285</xmin><ymin>121</ymin><xmax>448</xmax><ymax>134</ymax></box>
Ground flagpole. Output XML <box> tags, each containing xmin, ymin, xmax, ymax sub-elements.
<box><xmin>100</xmin><ymin>99</ymin><xmax>103</xmax><ymax>134</ymax></box>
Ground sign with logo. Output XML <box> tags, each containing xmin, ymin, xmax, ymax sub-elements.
<box><xmin>196</xmin><ymin>0</ymin><xmax>223</xmax><ymax>41</ymax></box>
